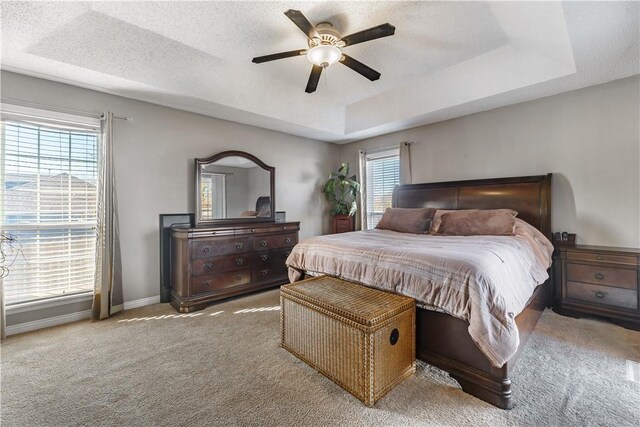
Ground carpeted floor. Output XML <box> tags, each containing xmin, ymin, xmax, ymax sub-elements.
<box><xmin>2</xmin><ymin>289</ymin><xmax>639</xmax><ymax>426</ymax></box>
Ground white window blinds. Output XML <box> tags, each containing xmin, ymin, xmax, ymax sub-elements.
<box><xmin>1</xmin><ymin>113</ymin><xmax>100</xmax><ymax>305</ymax></box>
<box><xmin>365</xmin><ymin>149</ymin><xmax>400</xmax><ymax>229</ymax></box>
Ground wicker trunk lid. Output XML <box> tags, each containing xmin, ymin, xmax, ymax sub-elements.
<box><xmin>280</xmin><ymin>276</ymin><xmax>416</xmax><ymax>406</ymax></box>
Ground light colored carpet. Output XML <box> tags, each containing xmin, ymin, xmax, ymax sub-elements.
<box><xmin>2</xmin><ymin>289</ymin><xmax>639</xmax><ymax>426</ymax></box>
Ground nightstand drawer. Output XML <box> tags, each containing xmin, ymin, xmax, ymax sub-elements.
<box><xmin>566</xmin><ymin>263</ymin><xmax>637</xmax><ymax>290</ymax></box>
<box><xmin>566</xmin><ymin>281</ymin><xmax>638</xmax><ymax>310</ymax></box>
<box><xmin>566</xmin><ymin>251</ymin><xmax>637</xmax><ymax>266</ymax></box>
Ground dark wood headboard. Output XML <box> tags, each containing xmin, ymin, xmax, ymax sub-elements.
<box><xmin>392</xmin><ymin>174</ymin><xmax>552</xmax><ymax>237</ymax></box>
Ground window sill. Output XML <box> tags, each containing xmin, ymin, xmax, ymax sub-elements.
<box><xmin>6</xmin><ymin>292</ymin><xmax>94</xmax><ymax>314</ymax></box>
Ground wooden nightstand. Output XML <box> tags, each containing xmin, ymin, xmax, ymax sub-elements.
<box><xmin>553</xmin><ymin>245</ymin><xmax>640</xmax><ymax>330</ymax></box>
<box><xmin>332</xmin><ymin>214</ymin><xmax>355</xmax><ymax>234</ymax></box>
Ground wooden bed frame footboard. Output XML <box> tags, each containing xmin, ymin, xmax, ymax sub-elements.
<box><xmin>394</xmin><ymin>174</ymin><xmax>553</xmax><ymax>409</ymax></box>
<box><xmin>416</xmin><ymin>276</ymin><xmax>551</xmax><ymax>409</ymax></box>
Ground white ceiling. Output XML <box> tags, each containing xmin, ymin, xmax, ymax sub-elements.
<box><xmin>1</xmin><ymin>1</ymin><xmax>638</xmax><ymax>144</ymax></box>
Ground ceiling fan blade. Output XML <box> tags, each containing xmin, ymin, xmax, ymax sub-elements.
<box><xmin>252</xmin><ymin>49</ymin><xmax>307</xmax><ymax>64</ymax></box>
<box><xmin>340</xmin><ymin>54</ymin><xmax>381</xmax><ymax>81</ymax></box>
<box><xmin>305</xmin><ymin>65</ymin><xmax>323</xmax><ymax>93</ymax></box>
<box><xmin>284</xmin><ymin>9</ymin><xmax>319</xmax><ymax>39</ymax></box>
<box><xmin>340</xmin><ymin>23</ymin><xmax>395</xmax><ymax>46</ymax></box>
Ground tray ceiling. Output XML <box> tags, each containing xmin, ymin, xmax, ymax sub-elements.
<box><xmin>1</xmin><ymin>1</ymin><xmax>638</xmax><ymax>143</ymax></box>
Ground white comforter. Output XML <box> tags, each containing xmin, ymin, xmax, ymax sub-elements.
<box><xmin>286</xmin><ymin>221</ymin><xmax>553</xmax><ymax>368</ymax></box>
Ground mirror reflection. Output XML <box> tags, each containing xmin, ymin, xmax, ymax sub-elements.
<box><xmin>199</xmin><ymin>156</ymin><xmax>271</xmax><ymax>221</ymax></box>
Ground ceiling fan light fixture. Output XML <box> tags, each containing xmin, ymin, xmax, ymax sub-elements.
<box><xmin>252</xmin><ymin>10</ymin><xmax>395</xmax><ymax>92</ymax></box>
<box><xmin>306</xmin><ymin>45</ymin><xmax>342</xmax><ymax>68</ymax></box>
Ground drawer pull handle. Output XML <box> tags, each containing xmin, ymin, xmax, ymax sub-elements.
<box><xmin>594</xmin><ymin>273</ymin><xmax>604</xmax><ymax>280</ymax></box>
<box><xmin>261</xmin><ymin>270</ymin><xmax>268</xmax><ymax>277</ymax></box>
<box><xmin>285</xmin><ymin>237</ymin><xmax>292</xmax><ymax>244</ymax></box>
<box><xmin>236</xmin><ymin>243</ymin><xmax>244</xmax><ymax>250</ymax></box>
<box><xmin>261</xmin><ymin>255</ymin><xmax>268</xmax><ymax>262</ymax></box>
<box><xmin>260</xmin><ymin>240</ymin><xmax>268</xmax><ymax>247</ymax></box>
<box><xmin>251</xmin><ymin>229</ymin><xmax>256</xmax><ymax>233</ymax></box>
<box><xmin>283</xmin><ymin>226</ymin><xmax>287</xmax><ymax>230</ymax></box>
<box><xmin>236</xmin><ymin>258</ymin><xmax>244</xmax><ymax>266</ymax></box>
<box><xmin>595</xmin><ymin>291</ymin><xmax>607</xmax><ymax>299</ymax></box>
<box><xmin>204</xmin><ymin>264</ymin><xmax>212</xmax><ymax>271</ymax></box>
<box><xmin>596</xmin><ymin>255</ymin><xmax>603</xmax><ymax>260</ymax></box>
<box><xmin>203</xmin><ymin>247</ymin><xmax>210</xmax><ymax>253</ymax></box>
<box><xmin>202</xmin><ymin>280</ymin><xmax>211</xmax><ymax>288</ymax></box>
<box><xmin>235</xmin><ymin>274</ymin><xmax>243</xmax><ymax>281</ymax></box>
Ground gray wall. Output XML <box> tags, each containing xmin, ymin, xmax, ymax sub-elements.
<box><xmin>1</xmin><ymin>71</ymin><xmax>339</xmax><ymax>319</ymax></box>
<box><xmin>341</xmin><ymin>76</ymin><xmax>640</xmax><ymax>248</ymax></box>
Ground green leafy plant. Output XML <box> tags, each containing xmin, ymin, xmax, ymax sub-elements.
<box><xmin>323</xmin><ymin>163</ymin><xmax>361</xmax><ymax>216</ymax></box>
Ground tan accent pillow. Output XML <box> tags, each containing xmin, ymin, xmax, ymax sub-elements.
<box><xmin>376</xmin><ymin>208</ymin><xmax>436</xmax><ymax>234</ymax></box>
<box><xmin>438</xmin><ymin>209</ymin><xmax>518</xmax><ymax>236</ymax></box>
<box><xmin>429</xmin><ymin>209</ymin><xmax>460</xmax><ymax>234</ymax></box>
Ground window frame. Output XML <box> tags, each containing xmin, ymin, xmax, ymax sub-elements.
<box><xmin>1</xmin><ymin>104</ymin><xmax>101</xmax><ymax>310</ymax></box>
<box><xmin>364</xmin><ymin>148</ymin><xmax>400</xmax><ymax>230</ymax></box>
<box><xmin>200</xmin><ymin>172</ymin><xmax>226</xmax><ymax>220</ymax></box>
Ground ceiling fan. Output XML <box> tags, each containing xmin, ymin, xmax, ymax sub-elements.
<box><xmin>252</xmin><ymin>9</ymin><xmax>395</xmax><ymax>93</ymax></box>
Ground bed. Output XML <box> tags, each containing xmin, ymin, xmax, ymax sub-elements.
<box><xmin>287</xmin><ymin>174</ymin><xmax>553</xmax><ymax>409</ymax></box>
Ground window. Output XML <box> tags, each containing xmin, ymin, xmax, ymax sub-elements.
<box><xmin>200</xmin><ymin>172</ymin><xmax>226</xmax><ymax>220</ymax></box>
<box><xmin>1</xmin><ymin>112</ymin><xmax>100</xmax><ymax>305</ymax></box>
<box><xmin>365</xmin><ymin>149</ymin><xmax>400</xmax><ymax>229</ymax></box>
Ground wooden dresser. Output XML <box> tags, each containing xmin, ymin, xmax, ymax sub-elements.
<box><xmin>170</xmin><ymin>221</ymin><xmax>300</xmax><ymax>312</ymax></box>
<box><xmin>554</xmin><ymin>245</ymin><xmax>640</xmax><ymax>330</ymax></box>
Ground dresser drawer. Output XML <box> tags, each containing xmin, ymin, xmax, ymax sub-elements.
<box><xmin>253</xmin><ymin>233</ymin><xmax>298</xmax><ymax>251</ymax></box>
<box><xmin>192</xmin><ymin>269</ymin><xmax>251</xmax><ymax>295</ymax></box>
<box><xmin>566</xmin><ymin>251</ymin><xmax>637</xmax><ymax>266</ymax></box>
<box><xmin>253</xmin><ymin>264</ymin><xmax>289</xmax><ymax>285</ymax></box>
<box><xmin>191</xmin><ymin>237</ymin><xmax>251</xmax><ymax>260</ymax></box>
<box><xmin>566</xmin><ymin>281</ymin><xmax>638</xmax><ymax>310</ymax></box>
<box><xmin>253</xmin><ymin>248</ymin><xmax>293</xmax><ymax>267</ymax></box>
<box><xmin>192</xmin><ymin>254</ymin><xmax>250</xmax><ymax>276</ymax></box>
<box><xmin>235</xmin><ymin>223</ymin><xmax>300</xmax><ymax>235</ymax></box>
<box><xmin>566</xmin><ymin>263</ymin><xmax>637</xmax><ymax>290</ymax></box>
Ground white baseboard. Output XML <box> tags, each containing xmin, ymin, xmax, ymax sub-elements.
<box><xmin>123</xmin><ymin>295</ymin><xmax>160</xmax><ymax>310</ymax></box>
<box><xmin>5</xmin><ymin>295</ymin><xmax>160</xmax><ymax>336</ymax></box>
<box><xmin>6</xmin><ymin>309</ymin><xmax>92</xmax><ymax>336</ymax></box>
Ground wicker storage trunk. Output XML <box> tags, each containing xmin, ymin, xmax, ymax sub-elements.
<box><xmin>280</xmin><ymin>276</ymin><xmax>416</xmax><ymax>406</ymax></box>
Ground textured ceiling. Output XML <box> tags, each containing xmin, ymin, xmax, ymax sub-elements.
<box><xmin>1</xmin><ymin>1</ymin><xmax>638</xmax><ymax>143</ymax></box>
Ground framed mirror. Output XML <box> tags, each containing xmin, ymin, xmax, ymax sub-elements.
<box><xmin>195</xmin><ymin>151</ymin><xmax>275</xmax><ymax>226</ymax></box>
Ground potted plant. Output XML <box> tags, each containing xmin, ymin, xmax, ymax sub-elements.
<box><xmin>322</xmin><ymin>162</ymin><xmax>361</xmax><ymax>233</ymax></box>
<box><xmin>1</xmin><ymin>231</ymin><xmax>22</xmax><ymax>279</ymax></box>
